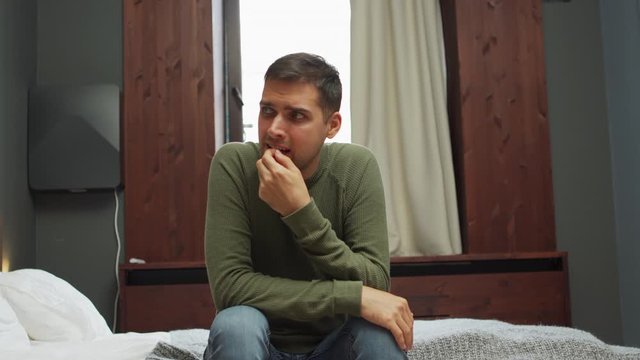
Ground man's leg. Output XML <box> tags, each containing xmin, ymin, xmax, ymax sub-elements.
<box><xmin>345</xmin><ymin>317</ymin><xmax>408</xmax><ymax>360</ymax></box>
<box><xmin>203</xmin><ymin>305</ymin><xmax>271</xmax><ymax>360</ymax></box>
<box><xmin>312</xmin><ymin>317</ymin><xmax>407</xmax><ymax>360</ymax></box>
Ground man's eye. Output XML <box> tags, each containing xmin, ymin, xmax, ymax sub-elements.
<box><xmin>260</xmin><ymin>106</ymin><xmax>275</xmax><ymax>116</ymax></box>
<box><xmin>290</xmin><ymin>111</ymin><xmax>305</xmax><ymax>121</ymax></box>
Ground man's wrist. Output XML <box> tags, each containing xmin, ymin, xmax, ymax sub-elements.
<box><xmin>281</xmin><ymin>196</ymin><xmax>311</xmax><ymax>217</ymax></box>
<box><xmin>281</xmin><ymin>199</ymin><xmax>324</xmax><ymax>239</ymax></box>
<box><xmin>281</xmin><ymin>197</ymin><xmax>312</xmax><ymax>218</ymax></box>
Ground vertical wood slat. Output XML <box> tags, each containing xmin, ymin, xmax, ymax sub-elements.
<box><xmin>441</xmin><ymin>0</ymin><xmax>556</xmax><ymax>253</ymax></box>
<box><xmin>123</xmin><ymin>0</ymin><xmax>214</xmax><ymax>262</ymax></box>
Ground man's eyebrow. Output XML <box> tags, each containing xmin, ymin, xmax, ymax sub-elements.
<box><xmin>258</xmin><ymin>101</ymin><xmax>312</xmax><ymax>114</ymax></box>
<box><xmin>284</xmin><ymin>105</ymin><xmax>312</xmax><ymax>114</ymax></box>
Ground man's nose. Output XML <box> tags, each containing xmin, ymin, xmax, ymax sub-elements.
<box><xmin>267</xmin><ymin>115</ymin><xmax>286</xmax><ymax>138</ymax></box>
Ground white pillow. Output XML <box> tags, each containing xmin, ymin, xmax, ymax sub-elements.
<box><xmin>0</xmin><ymin>269</ymin><xmax>112</xmax><ymax>342</ymax></box>
<box><xmin>0</xmin><ymin>294</ymin><xmax>30</xmax><ymax>349</ymax></box>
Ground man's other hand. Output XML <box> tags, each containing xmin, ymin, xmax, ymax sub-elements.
<box><xmin>360</xmin><ymin>286</ymin><xmax>414</xmax><ymax>351</ymax></box>
<box><xmin>256</xmin><ymin>149</ymin><xmax>311</xmax><ymax>216</ymax></box>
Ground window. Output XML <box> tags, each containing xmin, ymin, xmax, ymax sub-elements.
<box><xmin>230</xmin><ymin>0</ymin><xmax>351</xmax><ymax>143</ymax></box>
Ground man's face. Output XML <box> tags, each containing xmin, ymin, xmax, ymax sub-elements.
<box><xmin>258</xmin><ymin>79</ymin><xmax>341</xmax><ymax>179</ymax></box>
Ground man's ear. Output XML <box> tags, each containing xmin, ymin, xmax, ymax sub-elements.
<box><xmin>326</xmin><ymin>112</ymin><xmax>342</xmax><ymax>139</ymax></box>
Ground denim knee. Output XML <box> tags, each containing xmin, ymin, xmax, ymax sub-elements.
<box><xmin>204</xmin><ymin>305</ymin><xmax>270</xmax><ymax>360</ymax></box>
<box><xmin>210</xmin><ymin>305</ymin><xmax>269</xmax><ymax>335</ymax></box>
<box><xmin>345</xmin><ymin>317</ymin><xmax>407</xmax><ymax>360</ymax></box>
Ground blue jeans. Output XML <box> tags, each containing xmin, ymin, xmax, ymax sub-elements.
<box><xmin>203</xmin><ymin>305</ymin><xmax>407</xmax><ymax>360</ymax></box>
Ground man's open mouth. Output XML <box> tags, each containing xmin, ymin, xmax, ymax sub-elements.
<box><xmin>266</xmin><ymin>144</ymin><xmax>291</xmax><ymax>155</ymax></box>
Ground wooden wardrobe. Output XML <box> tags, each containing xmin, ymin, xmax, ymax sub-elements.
<box><xmin>118</xmin><ymin>0</ymin><xmax>570</xmax><ymax>332</ymax></box>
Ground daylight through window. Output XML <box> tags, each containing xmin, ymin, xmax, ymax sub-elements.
<box><xmin>239</xmin><ymin>0</ymin><xmax>351</xmax><ymax>143</ymax></box>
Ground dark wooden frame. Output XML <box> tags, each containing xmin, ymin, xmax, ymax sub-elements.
<box><xmin>119</xmin><ymin>252</ymin><xmax>570</xmax><ymax>332</ymax></box>
<box><xmin>222</xmin><ymin>0</ymin><xmax>243</xmax><ymax>143</ymax></box>
<box><xmin>441</xmin><ymin>0</ymin><xmax>556</xmax><ymax>253</ymax></box>
<box><xmin>122</xmin><ymin>0</ymin><xmax>215</xmax><ymax>263</ymax></box>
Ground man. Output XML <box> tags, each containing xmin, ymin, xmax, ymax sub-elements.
<box><xmin>204</xmin><ymin>53</ymin><xmax>413</xmax><ymax>359</ymax></box>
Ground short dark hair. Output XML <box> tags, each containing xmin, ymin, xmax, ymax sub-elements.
<box><xmin>264</xmin><ymin>53</ymin><xmax>342</xmax><ymax>118</ymax></box>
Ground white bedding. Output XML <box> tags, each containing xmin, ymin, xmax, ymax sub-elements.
<box><xmin>0</xmin><ymin>269</ymin><xmax>112</xmax><ymax>342</ymax></box>
<box><xmin>3</xmin><ymin>331</ymin><xmax>170</xmax><ymax>360</ymax></box>
<box><xmin>0</xmin><ymin>269</ymin><xmax>171</xmax><ymax>360</ymax></box>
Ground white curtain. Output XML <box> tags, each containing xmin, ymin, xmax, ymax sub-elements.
<box><xmin>350</xmin><ymin>0</ymin><xmax>461</xmax><ymax>256</ymax></box>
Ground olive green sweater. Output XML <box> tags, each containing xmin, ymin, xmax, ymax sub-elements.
<box><xmin>204</xmin><ymin>142</ymin><xmax>389</xmax><ymax>353</ymax></box>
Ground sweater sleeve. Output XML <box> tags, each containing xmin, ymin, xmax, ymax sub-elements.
<box><xmin>204</xmin><ymin>144</ymin><xmax>362</xmax><ymax>321</ymax></box>
<box><xmin>281</xmin><ymin>147</ymin><xmax>390</xmax><ymax>291</ymax></box>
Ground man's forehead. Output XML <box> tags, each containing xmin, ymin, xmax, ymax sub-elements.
<box><xmin>261</xmin><ymin>80</ymin><xmax>321</xmax><ymax>107</ymax></box>
<box><xmin>262</xmin><ymin>78</ymin><xmax>317</xmax><ymax>92</ymax></box>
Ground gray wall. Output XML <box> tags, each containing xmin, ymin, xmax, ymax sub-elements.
<box><xmin>600</xmin><ymin>0</ymin><xmax>640</xmax><ymax>347</ymax></box>
<box><xmin>34</xmin><ymin>0</ymin><xmax>123</xmax><ymax>328</ymax></box>
<box><xmin>542</xmin><ymin>0</ymin><xmax>623</xmax><ymax>345</ymax></box>
<box><xmin>37</xmin><ymin>0</ymin><xmax>122</xmax><ymax>86</ymax></box>
<box><xmin>0</xmin><ymin>0</ymin><xmax>37</xmax><ymax>270</ymax></box>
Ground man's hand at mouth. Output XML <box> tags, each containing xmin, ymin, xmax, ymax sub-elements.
<box><xmin>256</xmin><ymin>149</ymin><xmax>311</xmax><ymax>216</ymax></box>
<box><xmin>265</xmin><ymin>143</ymin><xmax>292</xmax><ymax>156</ymax></box>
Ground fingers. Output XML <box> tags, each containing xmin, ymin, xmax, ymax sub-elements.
<box><xmin>260</xmin><ymin>149</ymin><xmax>296</xmax><ymax>175</ymax></box>
<box><xmin>360</xmin><ymin>286</ymin><xmax>414</xmax><ymax>351</ymax></box>
<box><xmin>388</xmin><ymin>322</ymin><xmax>407</xmax><ymax>351</ymax></box>
<box><xmin>255</xmin><ymin>149</ymin><xmax>310</xmax><ymax>216</ymax></box>
<box><xmin>259</xmin><ymin>149</ymin><xmax>303</xmax><ymax>184</ymax></box>
<box><xmin>255</xmin><ymin>158</ymin><xmax>269</xmax><ymax>182</ymax></box>
<box><xmin>273</xmin><ymin>149</ymin><xmax>295</xmax><ymax>169</ymax></box>
<box><xmin>256</xmin><ymin>157</ymin><xmax>276</xmax><ymax>198</ymax></box>
<box><xmin>259</xmin><ymin>149</ymin><xmax>280</xmax><ymax>172</ymax></box>
<box><xmin>402</xmin><ymin>315</ymin><xmax>413</xmax><ymax>350</ymax></box>
<box><xmin>395</xmin><ymin>303</ymin><xmax>413</xmax><ymax>350</ymax></box>
<box><xmin>387</xmin><ymin>314</ymin><xmax>412</xmax><ymax>351</ymax></box>
<box><xmin>401</xmin><ymin>304</ymin><xmax>414</xmax><ymax>349</ymax></box>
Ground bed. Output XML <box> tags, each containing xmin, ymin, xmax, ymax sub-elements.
<box><xmin>2</xmin><ymin>269</ymin><xmax>639</xmax><ymax>360</ymax></box>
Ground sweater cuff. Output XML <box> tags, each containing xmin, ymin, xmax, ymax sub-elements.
<box><xmin>281</xmin><ymin>199</ymin><xmax>325</xmax><ymax>239</ymax></box>
<box><xmin>333</xmin><ymin>280</ymin><xmax>362</xmax><ymax>316</ymax></box>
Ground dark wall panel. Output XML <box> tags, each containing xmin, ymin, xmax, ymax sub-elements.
<box><xmin>0</xmin><ymin>0</ymin><xmax>37</xmax><ymax>270</ymax></box>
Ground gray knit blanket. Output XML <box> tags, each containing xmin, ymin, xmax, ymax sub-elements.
<box><xmin>146</xmin><ymin>319</ymin><xmax>640</xmax><ymax>360</ymax></box>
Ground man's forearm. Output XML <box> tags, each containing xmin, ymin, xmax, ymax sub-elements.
<box><xmin>282</xmin><ymin>200</ymin><xmax>390</xmax><ymax>291</ymax></box>
<box><xmin>209</xmin><ymin>262</ymin><xmax>363</xmax><ymax>321</ymax></box>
